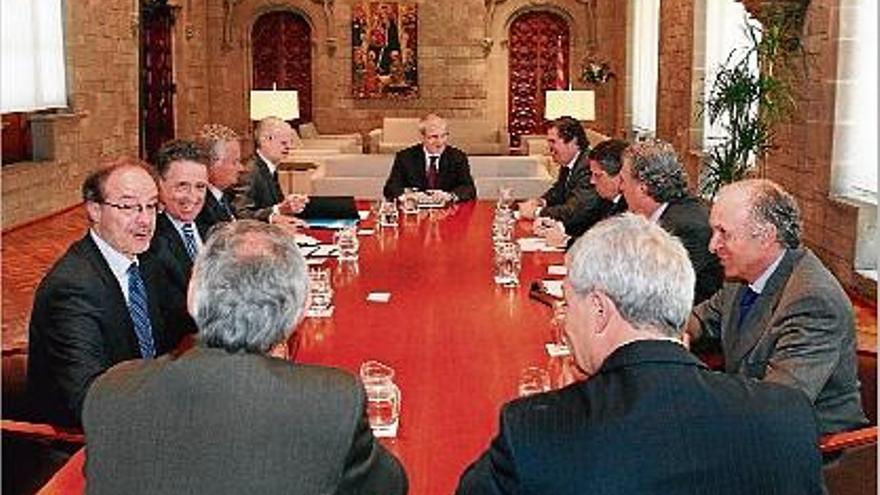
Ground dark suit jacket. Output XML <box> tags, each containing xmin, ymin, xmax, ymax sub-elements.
<box><xmin>27</xmin><ymin>234</ymin><xmax>171</xmax><ymax>427</ymax></box>
<box><xmin>540</xmin><ymin>151</ymin><xmax>603</xmax><ymax>231</ymax></box>
<box><xmin>148</xmin><ymin>213</ymin><xmax>207</xmax><ymax>341</ymax></box>
<box><xmin>658</xmin><ymin>196</ymin><xmax>723</xmax><ymax>304</ymax></box>
<box><xmin>383</xmin><ymin>144</ymin><xmax>476</xmax><ymax>201</ymax></box>
<box><xmin>565</xmin><ymin>196</ymin><xmax>628</xmax><ymax>247</ymax></box>
<box><xmin>231</xmin><ymin>154</ymin><xmax>283</xmax><ymax>221</ymax></box>
<box><xmin>83</xmin><ymin>346</ymin><xmax>408</xmax><ymax>495</ymax></box>
<box><xmin>195</xmin><ymin>190</ymin><xmax>235</xmax><ymax>235</ymax></box>
<box><xmin>692</xmin><ymin>248</ymin><xmax>867</xmax><ymax>434</ymax></box>
<box><xmin>457</xmin><ymin>340</ymin><xmax>824</xmax><ymax>495</ymax></box>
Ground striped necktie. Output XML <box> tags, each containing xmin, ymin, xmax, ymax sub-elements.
<box><xmin>181</xmin><ymin>222</ymin><xmax>198</xmax><ymax>260</ymax></box>
<box><xmin>427</xmin><ymin>155</ymin><xmax>439</xmax><ymax>189</ymax></box>
<box><xmin>127</xmin><ymin>263</ymin><xmax>156</xmax><ymax>358</ymax></box>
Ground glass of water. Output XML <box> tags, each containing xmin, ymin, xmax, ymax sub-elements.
<box><xmin>359</xmin><ymin>360</ymin><xmax>401</xmax><ymax>438</ymax></box>
<box><xmin>493</xmin><ymin>241</ymin><xmax>521</xmax><ymax>286</ymax></box>
<box><xmin>401</xmin><ymin>188</ymin><xmax>419</xmax><ymax>215</ymax></box>
<box><xmin>517</xmin><ymin>366</ymin><xmax>551</xmax><ymax>397</ymax></box>
<box><xmin>307</xmin><ymin>266</ymin><xmax>334</xmax><ymax>317</ymax></box>
<box><xmin>334</xmin><ymin>226</ymin><xmax>360</xmax><ymax>261</ymax></box>
<box><xmin>378</xmin><ymin>200</ymin><xmax>399</xmax><ymax>227</ymax></box>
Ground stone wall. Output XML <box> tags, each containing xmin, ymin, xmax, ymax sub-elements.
<box><xmin>2</xmin><ymin>0</ymin><xmax>140</xmax><ymax>229</ymax></box>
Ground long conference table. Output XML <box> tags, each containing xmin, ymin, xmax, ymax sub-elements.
<box><xmin>37</xmin><ymin>201</ymin><xmax>569</xmax><ymax>494</ymax></box>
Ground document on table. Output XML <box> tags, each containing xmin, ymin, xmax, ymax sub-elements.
<box><xmin>358</xmin><ymin>210</ymin><xmax>370</xmax><ymax>220</ymax></box>
<box><xmin>309</xmin><ymin>244</ymin><xmax>339</xmax><ymax>257</ymax></box>
<box><xmin>541</xmin><ymin>280</ymin><xmax>564</xmax><ymax>298</ymax></box>
<box><xmin>547</xmin><ymin>265</ymin><xmax>567</xmax><ymax>276</ymax></box>
<box><xmin>545</xmin><ymin>342</ymin><xmax>571</xmax><ymax>357</ymax></box>
<box><xmin>518</xmin><ymin>237</ymin><xmax>564</xmax><ymax>253</ymax></box>
<box><xmin>366</xmin><ymin>292</ymin><xmax>391</xmax><ymax>303</ymax></box>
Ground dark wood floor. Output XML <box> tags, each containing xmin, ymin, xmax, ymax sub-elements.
<box><xmin>1</xmin><ymin>205</ymin><xmax>877</xmax><ymax>353</ymax></box>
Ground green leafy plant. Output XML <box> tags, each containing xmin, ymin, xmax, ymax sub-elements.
<box><xmin>699</xmin><ymin>5</ymin><xmax>806</xmax><ymax>198</ymax></box>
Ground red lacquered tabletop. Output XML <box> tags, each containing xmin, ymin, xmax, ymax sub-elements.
<box><xmin>38</xmin><ymin>201</ymin><xmax>567</xmax><ymax>495</ymax></box>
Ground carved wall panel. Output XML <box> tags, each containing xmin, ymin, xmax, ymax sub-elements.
<box><xmin>251</xmin><ymin>11</ymin><xmax>312</xmax><ymax>125</ymax></box>
<box><xmin>140</xmin><ymin>1</ymin><xmax>176</xmax><ymax>161</ymax></box>
<box><xmin>507</xmin><ymin>11</ymin><xmax>570</xmax><ymax>146</ymax></box>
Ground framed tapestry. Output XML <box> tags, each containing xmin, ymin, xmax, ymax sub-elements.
<box><xmin>352</xmin><ymin>1</ymin><xmax>418</xmax><ymax>99</ymax></box>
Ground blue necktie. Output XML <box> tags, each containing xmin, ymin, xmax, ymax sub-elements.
<box><xmin>737</xmin><ymin>286</ymin><xmax>760</xmax><ymax>328</ymax></box>
<box><xmin>427</xmin><ymin>155</ymin><xmax>439</xmax><ymax>189</ymax></box>
<box><xmin>220</xmin><ymin>195</ymin><xmax>235</xmax><ymax>220</ymax></box>
<box><xmin>127</xmin><ymin>263</ymin><xmax>156</xmax><ymax>358</ymax></box>
<box><xmin>181</xmin><ymin>223</ymin><xmax>198</xmax><ymax>260</ymax></box>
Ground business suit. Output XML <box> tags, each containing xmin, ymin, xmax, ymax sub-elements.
<box><xmin>657</xmin><ymin>195</ymin><xmax>723</xmax><ymax>304</ymax></box>
<box><xmin>539</xmin><ymin>151</ymin><xmax>603</xmax><ymax>231</ymax></box>
<box><xmin>457</xmin><ymin>340</ymin><xmax>824</xmax><ymax>495</ymax></box>
<box><xmin>691</xmin><ymin>248</ymin><xmax>867</xmax><ymax>434</ymax></box>
<box><xmin>565</xmin><ymin>195</ymin><xmax>628</xmax><ymax>244</ymax></box>
<box><xmin>195</xmin><ymin>190</ymin><xmax>235</xmax><ymax>235</ymax></box>
<box><xmin>383</xmin><ymin>144</ymin><xmax>476</xmax><ymax>201</ymax></box>
<box><xmin>149</xmin><ymin>213</ymin><xmax>207</xmax><ymax>341</ymax></box>
<box><xmin>231</xmin><ymin>154</ymin><xmax>283</xmax><ymax>221</ymax></box>
<box><xmin>27</xmin><ymin>235</ymin><xmax>171</xmax><ymax>427</ymax></box>
<box><xmin>83</xmin><ymin>345</ymin><xmax>408</xmax><ymax>495</ymax></box>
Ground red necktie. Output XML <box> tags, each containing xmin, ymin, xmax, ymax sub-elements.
<box><xmin>427</xmin><ymin>155</ymin><xmax>439</xmax><ymax>189</ymax></box>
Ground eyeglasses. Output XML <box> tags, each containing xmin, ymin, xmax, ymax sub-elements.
<box><xmin>100</xmin><ymin>201</ymin><xmax>159</xmax><ymax>216</ymax></box>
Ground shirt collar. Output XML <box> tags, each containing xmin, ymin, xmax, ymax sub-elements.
<box><xmin>90</xmin><ymin>229</ymin><xmax>134</xmax><ymax>301</ymax></box>
<box><xmin>647</xmin><ymin>202</ymin><xmax>669</xmax><ymax>224</ymax></box>
<box><xmin>612</xmin><ymin>193</ymin><xmax>623</xmax><ymax>204</ymax></box>
<box><xmin>165</xmin><ymin>212</ymin><xmax>202</xmax><ymax>246</ymax></box>
<box><xmin>208</xmin><ymin>184</ymin><xmax>225</xmax><ymax>202</ymax></box>
<box><xmin>750</xmin><ymin>249</ymin><xmax>787</xmax><ymax>293</ymax></box>
<box><xmin>562</xmin><ymin>152</ymin><xmax>579</xmax><ymax>170</ymax></box>
<box><xmin>257</xmin><ymin>150</ymin><xmax>277</xmax><ymax>174</ymax></box>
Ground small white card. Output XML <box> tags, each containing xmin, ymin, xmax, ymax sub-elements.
<box><xmin>545</xmin><ymin>342</ymin><xmax>571</xmax><ymax>357</ymax></box>
<box><xmin>517</xmin><ymin>237</ymin><xmax>545</xmax><ymax>252</ymax></box>
<box><xmin>366</xmin><ymin>292</ymin><xmax>391</xmax><ymax>303</ymax></box>
<box><xmin>358</xmin><ymin>210</ymin><xmax>370</xmax><ymax>220</ymax></box>
<box><xmin>547</xmin><ymin>265</ymin><xmax>568</xmax><ymax>276</ymax></box>
<box><xmin>305</xmin><ymin>258</ymin><xmax>327</xmax><ymax>266</ymax></box>
<box><xmin>358</xmin><ymin>229</ymin><xmax>375</xmax><ymax>236</ymax></box>
<box><xmin>295</xmin><ymin>234</ymin><xmax>320</xmax><ymax>246</ymax></box>
<box><xmin>541</xmin><ymin>280</ymin><xmax>564</xmax><ymax>298</ymax></box>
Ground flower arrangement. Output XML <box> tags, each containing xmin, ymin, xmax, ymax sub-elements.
<box><xmin>581</xmin><ymin>60</ymin><xmax>614</xmax><ymax>85</ymax></box>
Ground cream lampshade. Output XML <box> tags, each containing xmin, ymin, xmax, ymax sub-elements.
<box><xmin>544</xmin><ymin>90</ymin><xmax>595</xmax><ymax>121</ymax></box>
<box><xmin>249</xmin><ymin>89</ymin><xmax>300</xmax><ymax>121</ymax></box>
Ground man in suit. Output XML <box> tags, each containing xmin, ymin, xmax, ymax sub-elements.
<box><xmin>196</xmin><ymin>123</ymin><xmax>244</xmax><ymax>232</ymax></box>
<box><xmin>83</xmin><ymin>220</ymin><xmax>408</xmax><ymax>494</ymax></box>
<box><xmin>27</xmin><ymin>159</ymin><xmax>173</xmax><ymax>427</ymax></box>
<box><xmin>148</xmin><ymin>139</ymin><xmax>212</xmax><ymax>341</ymax></box>
<box><xmin>543</xmin><ymin>138</ymin><xmax>629</xmax><ymax>248</ymax></box>
<box><xmin>518</xmin><ymin>116</ymin><xmax>603</xmax><ymax>232</ymax></box>
<box><xmin>688</xmin><ymin>179</ymin><xmax>867</xmax><ymax>435</ymax></box>
<box><xmin>231</xmin><ymin>116</ymin><xmax>307</xmax><ymax>231</ymax></box>
<box><xmin>383</xmin><ymin>113</ymin><xmax>476</xmax><ymax>203</ymax></box>
<box><xmin>457</xmin><ymin>214</ymin><xmax>824</xmax><ymax>495</ymax></box>
<box><xmin>619</xmin><ymin>139</ymin><xmax>723</xmax><ymax>305</ymax></box>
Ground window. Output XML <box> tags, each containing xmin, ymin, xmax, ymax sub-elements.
<box><xmin>1</xmin><ymin>0</ymin><xmax>68</xmax><ymax>113</ymax></box>
<box><xmin>831</xmin><ymin>0</ymin><xmax>878</xmax><ymax>205</ymax></box>
<box><xmin>701</xmin><ymin>1</ymin><xmax>757</xmax><ymax>150</ymax></box>
<box><xmin>627</xmin><ymin>0</ymin><xmax>660</xmax><ymax>138</ymax></box>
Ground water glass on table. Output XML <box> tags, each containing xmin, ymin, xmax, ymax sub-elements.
<box><xmin>518</xmin><ymin>366</ymin><xmax>551</xmax><ymax>397</ymax></box>
<box><xmin>360</xmin><ymin>360</ymin><xmax>401</xmax><ymax>438</ymax></box>
<box><xmin>401</xmin><ymin>188</ymin><xmax>419</xmax><ymax>215</ymax></box>
<box><xmin>493</xmin><ymin>241</ymin><xmax>521</xmax><ymax>287</ymax></box>
<box><xmin>334</xmin><ymin>226</ymin><xmax>360</xmax><ymax>261</ymax></box>
<box><xmin>307</xmin><ymin>266</ymin><xmax>334</xmax><ymax>317</ymax></box>
<box><xmin>378</xmin><ymin>199</ymin><xmax>399</xmax><ymax>227</ymax></box>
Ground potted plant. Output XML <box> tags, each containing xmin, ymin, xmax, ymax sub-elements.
<box><xmin>699</xmin><ymin>5</ymin><xmax>806</xmax><ymax>198</ymax></box>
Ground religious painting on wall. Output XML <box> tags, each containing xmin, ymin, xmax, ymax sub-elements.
<box><xmin>352</xmin><ymin>1</ymin><xmax>418</xmax><ymax>99</ymax></box>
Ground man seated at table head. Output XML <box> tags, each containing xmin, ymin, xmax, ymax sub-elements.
<box><xmin>82</xmin><ymin>220</ymin><xmax>409</xmax><ymax>494</ymax></box>
<box><xmin>543</xmin><ymin>138</ymin><xmax>630</xmax><ymax>248</ymax></box>
<box><xmin>619</xmin><ymin>139</ymin><xmax>723</xmax><ymax>305</ymax></box>
<box><xmin>518</xmin><ymin>116</ymin><xmax>603</xmax><ymax>233</ymax></box>
<box><xmin>196</xmin><ymin>123</ymin><xmax>245</xmax><ymax>231</ymax></box>
<box><xmin>148</xmin><ymin>139</ymin><xmax>211</xmax><ymax>341</ymax></box>
<box><xmin>688</xmin><ymin>179</ymin><xmax>867</xmax><ymax>435</ymax></box>
<box><xmin>382</xmin><ymin>113</ymin><xmax>476</xmax><ymax>204</ymax></box>
<box><xmin>27</xmin><ymin>159</ymin><xmax>173</xmax><ymax>427</ymax></box>
<box><xmin>231</xmin><ymin>116</ymin><xmax>308</xmax><ymax>233</ymax></box>
<box><xmin>457</xmin><ymin>213</ymin><xmax>824</xmax><ymax>495</ymax></box>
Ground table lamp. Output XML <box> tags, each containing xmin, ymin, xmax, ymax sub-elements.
<box><xmin>249</xmin><ymin>87</ymin><xmax>299</xmax><ymax>121</ymax></box>
<box><xmin>544</xmin><ymin>89</ymin><xmax>595</xmax><ymax>121</ymax></box>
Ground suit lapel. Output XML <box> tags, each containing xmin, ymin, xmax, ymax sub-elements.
<box><xmin>256</xmin><ymin>157</ymin><xmax>283</xmax><ymax>204</ymax></box>
<box><xmin>413</xmin><ymin>147</ymin><xmax>429</xmax><ymax>189</ymax></box>
<box><xmin>77</xmin><ymin>235</ymin><xmax>140</xmax><ymax>355</ymax></box>
<box><xmin>157</xmin><ymin>213</ymin><xmax>192</xmax><ymax>269</ymax></box>
<box><xmin>724</xmin><ymin>249</ymin><xmax>801</xmax><ymax>369</ymax></box>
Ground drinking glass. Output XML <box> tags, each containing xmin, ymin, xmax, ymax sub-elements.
<box><xmin>550</xmin><ymin>300</ymin><xmax>568</xmax><ymax>345</ymax></box>
<box><xmin>378</xmin><ymin>200</ymin><xmax>399</xmax><ymax>227</ymax></box>
<box><xmin>307</xmin><ymin>266</ymin><xmax>334</xmax><ymax>317</ymax></box>
<box><xmin>518</xmin><ymin>366</ymin><xmax>551</xmax><ymax>397</ymax></box>
<box><xmin>401</xmin><ymin>188</ymin><xmax>419</xmax><ymax>215</ymax></box>
<box><xmin>334</xmin><ymin>226</ymin><xmax>360</xmax><ymax>261</ymax></box>
<box><xmin>493</xmin><ymin>241</ymin><xmax>521</xmax><ymax>286</ymax></box>
<box><xmin>360</xmin><ymin>360</ymin><xmax>401</xmax><ymax>437</ymax></box>
<box><xmin>497</xmin><ymin>185</ymin><xmax>514</xmax><ymax>211</ymax></box>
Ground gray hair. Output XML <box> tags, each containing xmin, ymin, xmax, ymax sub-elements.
<box><xmin>723</xmin><ymin>179</ymin><xmax>802</xmax><ymax>249</ymax></box>
<box><xmin>189</xmin><ymin>220</ymin><xmax>309</xmax><ymax>353</ymax></box>
<box><xmin>418</xmin><ymin>113</ymin><xmax>448</xmax><ymax>136</ymax></box>
<box><xmin>198</xmin><ymin>123</ymin><xmax>240</xmax><ymax>163</ymax></box>
<box><xmin>623</xmin><ymin>140</ymin><xmax>688</xmax><ymax>202</ymax></box>
<box><xmin>567</xmin><ymin>213</ymin><xmax>695</xmax><ymax>337</ymax></box>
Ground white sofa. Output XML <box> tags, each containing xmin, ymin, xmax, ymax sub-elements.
<box><xmin>368</xmin><ymin>117</ymin><xmax>509</xmax><ymax>155</ymax></box>
<box><xmin>309</xmin><ymin>154</ymin><xmax>552</xmax><ymax>199</ymax></box>
<box><xmin>299</xmin><ymin>122</ymin><xmax>364</xmax><ymax>152</ymax></box>
<box><xmin>291</xmin><ymin>126</ymin><xmax>362</xmax><ymax>154</ymax></box>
